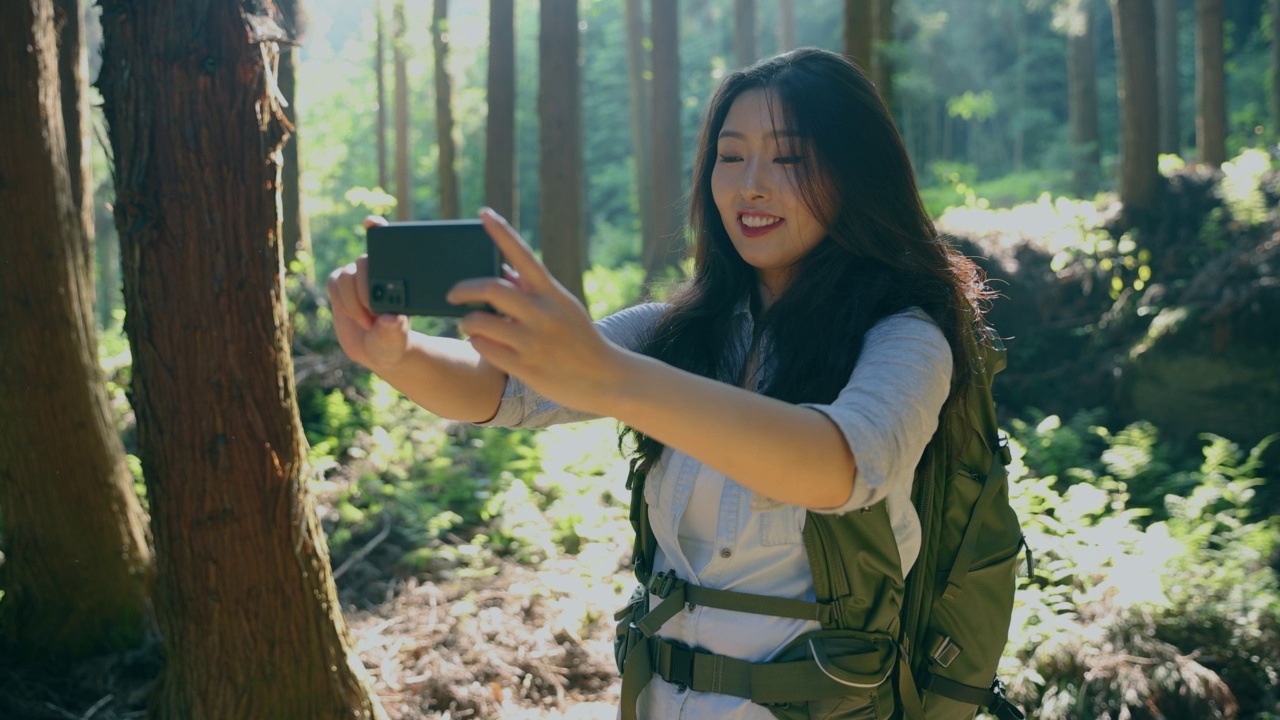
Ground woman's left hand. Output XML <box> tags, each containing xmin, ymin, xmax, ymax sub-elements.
<box><xmin>446</xmin><ymin>208</ymin><xmax>628</xmax><ymax>415</ymax></box>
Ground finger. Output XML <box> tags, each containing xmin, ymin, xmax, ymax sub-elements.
<box><xmin>355</xmin><ymin>255</ymin><xmax>372</xmax><ymax>314</ymax></box>
<box><xmin>479</xmin><ymin>208</ymin><xmax>554</xmax><ymax>291</ymax></box>
<box><xmin>363</xmin><ymin>215</ymin><xmax>389</xmax><ymax>229</ymax></box>
<box><xmin>447</xmin><ymin>277</ymin><xmax>534</xmax><ymax>321</ymax></box>
<box><xmin>336</xmin><ymin>263</ymin><xmax>376</xmax><ymax>329</ymax></box>
<box><xmin>467</xmin><ymin>334</ymin><xmax>520</xmax><ymax>375</ymax></box>
<box><xmin>458</xmin><ymin>310</ymin><xmax>530</xmax><ymax>352</ymax></box>
<box><xmin>502</xmin><ymin>263</ymin><xmax>522</xmax><ymax>288</ymax></box>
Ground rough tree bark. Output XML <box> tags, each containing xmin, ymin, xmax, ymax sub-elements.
<box><xmin>647</xmin><ymin>0</ymin><xmax>684</xmax><ymax>279</ymax></box>
<box><xmin>96</xmin><ymin>0</ymin><xmax>385</xmax><ymax>715</ymax></box>
<box><xmin>433</xmin><ymin>0</ymin><xmax>460</xmax><ymax>219</ymax></box>
<box><xmin>485</xmin><ymin>0</ymin><xmax>517</xmax><ymax>224</ymax></box>
<box><xmin>0</xmin><ymin>0</ymin><xmax>153</xmax><ymax>662</ymax></box>
<box><xmin>1111</xmin><ymin>0</ymin><xmax>1161</xmax><ymax>218</ymax></box>
<box><xmin>1196</xmin><ymin>0</ymin><xmax>1226</xmax><ymax>167</ymax></box>
<box><xmin>538</xmin><ymin>0</ymin><xmax>586</xmax><ymax>302</ymax></box>
<box><xmin>278</xmin><ymin>0</ymin><xmax>313</xmax><ymax>278</ymax></box>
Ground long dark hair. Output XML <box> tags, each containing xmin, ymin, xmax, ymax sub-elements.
<box><xmin>624</xmin><ymin>48</ymin><xmax>992</xmax><ymax>474</ymax></box>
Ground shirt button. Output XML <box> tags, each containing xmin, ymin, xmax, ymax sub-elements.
<box><xmin>720</xmin><ymin>548</ymin><xmax>732</xmax><ymax>559</ymax></box>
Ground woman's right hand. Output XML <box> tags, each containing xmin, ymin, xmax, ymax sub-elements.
<box><xmin>325</xmin><ymin>216</ymin><xmax>413</xmax><ymax>371</ymax></box>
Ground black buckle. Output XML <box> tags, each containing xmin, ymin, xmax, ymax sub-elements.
<box><xmin>662</xmin><ymin>642</ymin><xmax>695</xmax><ymax>691</ymax></box>
<box><xmin>648</xmin><ymin>569</ymin><xmax>682</xmax><ymax>599</ymax></box>
<box><xmin>987</xmin><ymin>678</ymin><xmax>1025</xmax><ymax>720</ymax></box>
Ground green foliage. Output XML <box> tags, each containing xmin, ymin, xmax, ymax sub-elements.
<box><xmin>1004</xmin><ymin>413</ymin><xmax>1280</xmax><ymax>717</ymax></box>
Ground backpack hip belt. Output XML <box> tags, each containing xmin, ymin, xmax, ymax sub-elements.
<box><xmin>615</xmin><ymin>569</ymin><xmax>898</xmax><ymax>720</ymax></box>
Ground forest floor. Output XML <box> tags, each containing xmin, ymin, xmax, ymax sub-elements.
<box><xmin>0</xmin><ymin>511</ymin><xmax>632</xmax><ymax>720</ymax></box>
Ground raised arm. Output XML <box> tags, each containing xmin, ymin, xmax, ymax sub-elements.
<box><xmin>326</xmin><ymin>253</ymin><xmax>506</xmax><ymax>424</ymax></box>
<box><xmin>449</xmin><ymin>210</ymin><xmax>949</xmax><ymax>511</ymax></box>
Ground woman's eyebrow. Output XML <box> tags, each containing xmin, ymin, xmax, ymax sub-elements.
<box><xmin>717</xmin><ymin>129</ymin><xmax>800</xmax><ymax>140</ymax></box>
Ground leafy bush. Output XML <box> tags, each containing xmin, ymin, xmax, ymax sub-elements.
<box><xmin>1004</xmin><ymin>413</ymin><xmax>1280</xmax><ymax>718</ymax></box>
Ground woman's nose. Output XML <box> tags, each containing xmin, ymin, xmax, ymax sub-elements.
<box><xmin>738</xmin><ymin>158</ymin><xmax>770</xmax><ymax>201</ymax></box>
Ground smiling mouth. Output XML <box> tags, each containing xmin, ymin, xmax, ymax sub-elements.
<box><xmin>739</xmin><ymin>214</ymin><xmax>783</xmax><ymax>237</ymax></box>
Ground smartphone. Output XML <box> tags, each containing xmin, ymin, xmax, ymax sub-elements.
<box><xmin>366</xmin><ymin>220</ymin><xmax>501</xmax><ymax>317</ymax></box>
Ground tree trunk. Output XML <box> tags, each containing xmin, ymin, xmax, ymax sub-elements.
<box><xmin>626</xmin><ymin>0</ymin><xmax>655</xmax><ymax>266</ymax></box>
<box><xmin>96</xmin><ymin>0</ymin><xmax>385</xmax><ymax>715</ymax></box>
<box><xmin>778</xmin><ymin>0</ymin><xmax>795</xmax><ymax>52</ymax></box>
<box><xmin>734</xmin><ymin>0</ymin><xmax>756</xmax><ymax>68</ymax></box>
<box><xmin>376</xmin><ymin>0</ymin><xmax>388</xmax><ymax>192</ymax></box>
<box><xmin>433</xmin><ymin>0</ymin><xmax>460</xmax><ymax>219</ymax></box>
<box><xmin>843</xmin><ymin>0</ymin><xmax>873</xmax><ymax>73</ymax></box>
<box><xmin>1067</xmin><ymin>0</ymin><xmax>1101</xmax><ymax>197</ymax></box>
<box><xmin>1111</xmin><ymin>0</ymin><xmax>1161</xmax><ymax>218</ymax></box>
<box><xmin>647</xmin><ymin>0</ymin><xmax>684</xmax><ymax>279</ymax></box>
<box><xmin>484</xmin><ymin>0</ymin><xmax>517</xmax><ymax>224</ymax></box>
<box><xmin>278</xmin><ymin>0</ymin><xmax>313</xmax><ymax>279</ymax></box>
<box><xmin>394</xmin><ymin>0</ymin><xmax>412</xmax><ymax>220</ymax></box>
<box><xmin>1196</xmin><ymin>0</ymin><xmax>1226</xmax><ymax>167</ymax></box>
<box><xmin>0</xmin><ymin>0</ymin><xmax>153</xmax><ymax>662</ymax></box>
<box><xmin>1156</xmin><ymin>0</ymin><xmax>1180</xmax><ymax>154</ymax></box>
<box><xmin>538</xmin><ymin>0</ymin><xmax>585</xmax><ymax>302</ymax></box>
<box><xmin>1273</xmin><ymin>0</ymin><xmax>1280</xmax><ymax>142</ymax></box>
<box><xmin>1013</xmin><ymin>9</ymin><xmax>1026</xmax><ymax>172</ymax></box>
<box><xmin>872</xmin><ymin>0</ymin><xmax>894</xmax><ymax>113</ymax></box>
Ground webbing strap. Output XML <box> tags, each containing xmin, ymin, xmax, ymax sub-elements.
<box><xmin>647</xmin><ymin>637</ymin><xmax>891</xmax><ymax>705</ymax></box>
<box><xmin>920</xmin><ymin>672</ymin><xmax>1026</xmax><ymax>720</ymax></box>
<box><xmin>637</xmin><ymin>570</ymin><xmax>835</xmax><ymax>637</ymax></box>
<box><xmin>895</xmin><ymin>646</ymin><xmax>926</xmax><ymax>720</ymax></box>
<box><xmin>619</xmin><ymin>627</ymin><xmax>653</xmax><ymax>720</ymax></box>
<box><xmin>942</xmin><ymin>446</ymin><xmax>1008</xmax><ymax>601</ymax></box>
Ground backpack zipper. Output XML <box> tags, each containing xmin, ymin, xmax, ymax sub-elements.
<box><xmin>812</xmin><ymin>514</ymin><xmax>851</xmax><ymax>614</ymax></box>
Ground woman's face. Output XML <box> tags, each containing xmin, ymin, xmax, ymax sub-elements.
<box><xmin>711</xmin><ymin>88</ymin><xmax>829</xmax><ymax>301</ymax></box>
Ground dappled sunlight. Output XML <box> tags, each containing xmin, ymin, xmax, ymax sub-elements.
<box><xmin>938</xmin><ymin>192</ymin><xmax>1109</xmax><ymax>260</ymax></box>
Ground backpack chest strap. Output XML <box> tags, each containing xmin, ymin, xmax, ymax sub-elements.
<box><xmin>636</xmin><ymin>570</ymin><xmax>839</xmax><ymax>637</ymax></box>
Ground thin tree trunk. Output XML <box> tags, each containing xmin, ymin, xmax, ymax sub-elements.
<box><xmin>873</xmin><ymin>0</ymin><xmax>894</xmax><ymax>113</ymax></box>
<box><xmin>376</xmin><ymin>0</ymin><xmax>388</xmax><ymax>192</ymax></box>
<box><xmin>279</xmin><ymin>0</ymin><xmax>312</xmax><ymax>279</ymax></box>
<box><xmin>734</xmin><ymin>0</ymin><xmax>756</xmax><ymax>68</ymax></box>
<box><xmin>0</xmin><ymin>0</ymin><xmax>153</xmax><ymax>662</ymax></box>
<box><xmin>96</xmin><ymin>0</ymin><xmax>385</xmax><ymax>714</ymax></box>
<box><xmin>538</xmin><ymin>0</ymin><xmax>585</xmax><ymax>301</ymax></box>
<box><xmin>433</xmin><ymin>0</ymin><xmax>460</xmax><ymax>218</ymax></box>
<box><xmin>394</xmin><ymin>0</ymin><xmax>412</xmax><ymax>220</ymax></box>
<box><xmin>1156</xmin><ymin>0</ymin><xmax>1180</xmax><ymax>154</ymax></box>
<box><xmin>778</xmin><ymin>0</ymin><xmax>795</xmax><ymax>52</ymax></box>
<box><xmin>1196</xmin><ymin>0</ymin><xmax>1226</xmax><ymax>167</ymax></box>
<box><xmin>1013</xmin><ymin>9</ymin><xmax>1026</xmax><ymax>172</ymax></box>
<box><xmin>484</xmin><ymin>0</ymin><xmax>517</xmax><ymax>224</ymax></box>
<box><xmin>625</xmin><ymin>0</ymin><xmax>655</xmax><ymax>265</ymax></box>
<box><xmin>1111</xmin><ymin>0</ymin><xmax>1160</xmax><ymax>217</ymax></box>
<box><xmin>843</xmin><ymin>0</ymin><xmax>873</xmax><ymax>73</ymax></box>
<box><xmin>1273</xmin><ymin>0</ymin><xmax>1280</xmax><ymax>142</ymax></box>
<box><xmin>1067</xmin><ymin>0</ymin><xmax>1101</xmax><ymax>197</ymax></box>
<box><xmin>647</xmin><ymin>0</ymin><xmax>684</xmax><ymax>279</ymax></box>
<box><xmin>55</xmin><ymin>0</ymin><xmax>90</xmax><ymax>242</ymax></box>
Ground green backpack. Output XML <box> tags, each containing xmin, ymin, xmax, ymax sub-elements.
<box><xmin>614</xmin><ymin>336</ymin><xmax>1027</xmax><ymax>720</ymax></box>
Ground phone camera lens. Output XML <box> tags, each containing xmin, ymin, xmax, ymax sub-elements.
<box><xmin>372</xmin><ymin>285</ymin><xmax>386</xmax><ymax>301</ymax></box>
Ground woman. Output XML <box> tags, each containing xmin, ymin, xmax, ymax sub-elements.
<box><xmin>328</xmin><ymin>47</ymin><xmax>993</xmax><ymax>719</ymax></box>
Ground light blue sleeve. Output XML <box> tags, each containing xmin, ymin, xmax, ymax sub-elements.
<box><xmin>476</xmin><ymin>302</ymin><xmax>668</xmax><ymax>429</ymax></box>
<box><xmin>799</xmin><ymin>308</ymin><xmax>954</xmax><ymax>514</ymax></box>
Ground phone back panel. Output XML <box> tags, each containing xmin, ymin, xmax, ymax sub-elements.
<box><xmin>366</xmin><ymin>220</ymin><xmax>500</xmax><ymax>317</ymax></box>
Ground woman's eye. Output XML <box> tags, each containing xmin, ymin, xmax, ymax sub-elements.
<box><xmin>717</xmin><ymin>154</ymin><xmax>743</xmax><ymax>163</ymax></box>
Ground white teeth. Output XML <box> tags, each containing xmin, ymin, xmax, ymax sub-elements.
<box><xmin>741</xmin><ymin>215</ymin><xmax>781</xmax><ymax>228</ymax></box>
